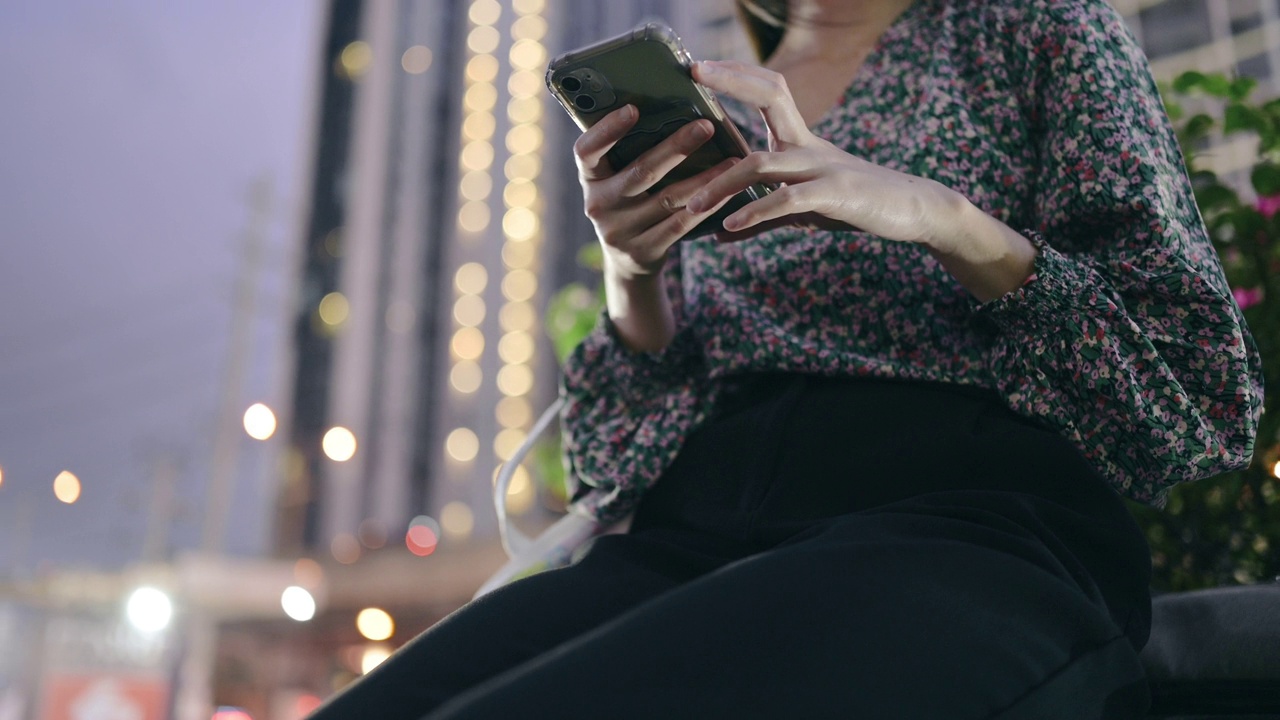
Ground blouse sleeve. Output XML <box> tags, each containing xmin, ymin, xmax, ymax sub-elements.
<box><xmin>973</xmin><ymin>0</ymin><xmax>1264</xmax><ymax>505</ymax></box>
<box><xmin>558</xmin><ymin>247</ymin><xmax>711</xmax><ymax>523</ymax></box>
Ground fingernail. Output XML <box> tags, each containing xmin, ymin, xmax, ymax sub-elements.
<box><xmin>687</xmin><ymin>194</ymin><xmax>706</xmax><ymax>213</ymax></box>
<box><xmin>622</xmin><ymin>104</ymin><xmax>636</xmax><ymax>120</ymax></box>
<box><xmin>722</xmin><ymin>213</ymin><xmax>742</xmax><ymax>231</ymax></box>
<box><xmin>700</xmin><ymin>62</ymin><xmax>717</xmax><ymax>75</ymax></box>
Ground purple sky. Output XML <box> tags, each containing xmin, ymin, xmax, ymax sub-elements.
<box><xmin>0</xmin><ymin>0</ymin><xmax>319</xmax><ymax>575</ymax></box>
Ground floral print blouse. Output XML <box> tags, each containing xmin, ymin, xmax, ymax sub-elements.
<box><xmin>559</xmin><ymin>0</ymin><xmax>1265</xmax><ymax>524</ymax></box>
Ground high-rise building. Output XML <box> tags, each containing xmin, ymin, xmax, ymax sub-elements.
<box><xmin>275</xmin><ymin>0</ymin><xmax>711</xmax><ymax>563</ymax></box>
<box><xmin>1115</xmin><ymin>0</ymin><xmax>1280</xmax><ymax>176</ymax></box>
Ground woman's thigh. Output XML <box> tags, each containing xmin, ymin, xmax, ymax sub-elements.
<box><xmin>307</xmin><ymin>529</ymin><xmax>736</xmax><ymax>720</ymax></box>
<box><xmin>425</xmin><ymin>497</ymin><xmax>1149</xmax><ymax>720</ymax></box>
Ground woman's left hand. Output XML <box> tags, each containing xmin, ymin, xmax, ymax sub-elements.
<box><xmin>686</xmin><ymin>60</ymin><xmax>964</xmax><ymax>252</ymax></box>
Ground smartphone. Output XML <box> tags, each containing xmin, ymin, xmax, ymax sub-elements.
<box><xmin>546</xmin><ymin>21</ymin><xmax>771</xmax><ymax>240</ymax></box>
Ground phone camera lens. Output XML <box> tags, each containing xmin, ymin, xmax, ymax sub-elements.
<box><xmin>573</xmin><ymin>94</ymin><xmax>596</xmax><ymax>111</ymax></box>
<box><xmin>560</xmin><ymin>76</ymin><xmax>581</xmax><ymax>92</ymax></box>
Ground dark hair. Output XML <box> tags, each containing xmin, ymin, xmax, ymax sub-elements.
<box><xmin>736</xmin><ymin>0</ymin><xmax>787</xmax><ymax>62</ymax></box>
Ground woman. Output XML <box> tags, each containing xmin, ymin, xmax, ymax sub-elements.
<box><xmin>312</xmin><ymin>0</ymin><xmax>1263</xmax><ymax>717</ymax></box>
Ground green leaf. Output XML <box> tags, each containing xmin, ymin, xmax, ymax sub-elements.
<box><xmin>1223</xmin><ymin>103</ymin><xmax>1271</xmax><ymax>136</ymax></box>
<box><xmin>575</xmin><ymin>242</ymin><xmax>603</xmax><ymax>271</ymax></box>
<box><xmin>1228</xmin><ymin>75</ymin><xmax>1258</xmax><ymax>102</ymax></box>
<box><xmin>544</xmin><ymin>282</ymin><xmax>604</xmax><ymax>363</ymax></box>
<box><xmin>1200</xmin><ymin>73</ymin><xmax>1233</xmax><ymax>98</ymax></box>
<box><xmin>1251</xmin><ymin>163</ymin><xmax>1280</xmax><ymax>196</ymax></box>
<box><xmin>1172</xmin><ymin>71</ymin><xmax>1206</xmax><ymax>94</ymax></box>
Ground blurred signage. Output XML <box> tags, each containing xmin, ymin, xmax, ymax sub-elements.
<box><xmin>38</xmin><ymin>674</ymin><xmax>168</xmax><ymax>720</ymax></box>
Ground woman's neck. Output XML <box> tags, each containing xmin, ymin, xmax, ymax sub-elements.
<box><xmin>768</xmin><ymin>0</ymin><xmax>916</xmax><ymax>66</ymax></box>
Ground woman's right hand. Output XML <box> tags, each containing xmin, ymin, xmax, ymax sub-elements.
<box><xmin>574</xmin><ymin>104</ymin><xmax>737</xmax><ymax>280</ymax></box>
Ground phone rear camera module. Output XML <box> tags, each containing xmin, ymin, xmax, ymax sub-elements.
<box><xmin>573</xmin><ymin>94</ymin><xmax>597</xmax><ymax>111</ymax></box>
<box><xmin>560</xmin><ymin>76</ymin><xmax>582</xmax><ymax>92</ymax></box>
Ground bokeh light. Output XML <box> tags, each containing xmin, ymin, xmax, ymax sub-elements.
<box><xmin>502</xmin><ymin>207</ymin><xmax>538</xmax><ymax>241</ymax></box>
<box><xmin>361</xmin><ymin>645</ymin><xmax>392</xmax><ymax>675</ymax></box>
<box><xmin>322</xmin><ymin>426</ymin><xmax>358</xmax><ymax>462</ymax></box>
<box><xmin>281</xmin><ymin>586</ymin><xmax>316</xmax><ymax>622</ymax></box>
<box><xmin>453</xmin><ymin>295</ymin><xmax>486</xmax><ymax>327</ymax></box>
<box><xmin>450</xmin><ymin>361</ymin><xmax>483</xmax><ymax>393</ymax></box>
<box><xmin>462</xmin><ymin>112</ymin><xmax>496</xmax><ymax>141</ymax></box>
<box><xmin>498</xmin><ymin>332</ymin><xmax>534</xmax><ymax>364</ymax></box>
<box><xmin>496</xmin><ymin>396</ymin><xmax>532</xmax><ymax>428</ymax></box>
<box><xmin>406</xmin><ymin>524</ymin><xmax>438</xmax><ymax>557</ymax></box>
<box><xmin>454</xmin><ymin>262</ymin><xmax>488</xmax><ymax>294</ymax></box>
<box><xmin>243</xmin><ymin>403</ymin><xmax>277</xmax><ymax>440</ymax></box>
<box><xmin>512</xmin><ymin>0</ymin><xmax>545</xmax><ymax>14</ymax></box>
<box><xmin>503</xmin><ymin>180</ymin><xmax>537</xmax><ymax>209</ymax></box>
<box><xmin>511</xmin><ymin>14</ymin><xmax>548</xmax><ymax>41</ymax></box>
<box><xmin>459</xmin><ymin>169</ymin><xmax>492</xmax><ymax>201</ymax></box>
<box><xmin>507</xmin><ymin>70</ymin><xmax>542</xmax><ymax>98</ymax></box>
<box><xmin>493</xmin><ymin>428</ymin><xmax>527</xmax><ymax>461</ymax></box>
<box><xmin>53</xmin><ymin>470</ymin><xmax>81</xmax><ymax>504</ymax></box>
<box><xmin>502</xmin><ymin>240</ymin><xmax>536</xmax><ymax>270</ymax></box>
<box><xmin>460</xmin><ymin>140</ymin><xmax>494</xmax><ymax>171</ymax></box>
<box><xmin>401</xmin><ymin>45</ymin><xmax>432</xmax><ymax>74</ymax></box>
<box><xmin>468</xmin><ymin>26</ymin><xmax>501</xmax><ymax>54</ymax></box>
<box><xmin>501</xmin><ymin>269</ymin><xmax>538</xmax><ymax>302</ymax></box>
<box><xmin>318</xmin><ymin>292</ymin><xmax>350</xmax><ymax>327</ymax></box>
<box><xmin>0</xmin><ymin>464</ymin><xmax>5</xmax><ymax>488</ymax></box>
<box><xmin>497</xmin><ymin>364</ymin><xmax>534</xmax><ymax>397</ymax></box>
<box><xmin>464</xmin><ymin>82</ymin><xmax>498</xmax><ymax>112</ymax></box>
<box><xmin>451</xmin><ymin>327</ymin><xmax>485</xmax><ymax>360</ymax></box>
<box><xmin>356</xmin><ymin>607</ymin><xmax>395</xmax><ymax>641</ymax></box>
<box><xmin>504</xmin><ymin>154</ymin><xmax>541</xmax><ymax>181</ymax></box>
<box><xmin>293</xmin><ymin>558</ymin><xmax>324</xmax><ymax>588</ymax></box>
<box><xmin>507</xmin><ymin>96</ymin><xmax>542</xmax><ymax>124</ymax></box>
<box><xmin>458</xmin><ymin>200</ymin><xmax>491</xmax><ymax>233</ymax></box>
<box><xmin>331</xmin><ymin>533</ymin><xmax>361</xmax><ymax>564</ymax></box>
<box><xmin>1273</xmin><ymin>460</ymin><xmax>1280</xmax><ymax>479</ymax></box>
<box><xmin>358</xmin><ymin>518</ymin><xmax>388</xmax><ymax>549</ymax></box>
<box><xmin>509</xmin><ymin>40</ymin><xmax>546</xmax><ymax>70</ymax></box>
<box><xmin>126</xmin><ymin>586</ymin><xmax>173</xmax><ymax>633</ymax></box>
<box><xmin>468</xmin><ymin>0</ymin><xmax>502</xmax><ymax>25</ymax></box>
<box><xmin>498</xmin><ymin>302</ymin><xmax>535</xmax><ymax>332</ymax></box>
<box><xmin>446</xmin><ymin>428</ymin><xmax>480</xmax><ymax>462</ymax></box>
<box><xmin>466</xmin><ymin>54</ymin><xmax>499</xmax><ymax>83</ymax></box>
<box><xmin>339</xmin><ymin>41</ymin><xmax>372</xmax><ymax>79</ymax></box>
<box><xmin>504</xmin><ymin>467</ymin><xmax>535</xmax><ymax>515</ymax></box>
<box><xmin>441</xmin><ymin>502</ymin><xmax>475</xmax><ymax>540</ymax></box>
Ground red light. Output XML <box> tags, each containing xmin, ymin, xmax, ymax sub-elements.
<box><xmin>405</xmin><ymin>525</ymin><xmax>437</xmax><ymax>556</ymax></box>
<box><xmin>295</xmin><ymin>695</ymin><xmax>322</xmax><ymax>716</ymax></box>
<box><xmin>212</xmin><ymin>709</ymin><xmax>253</xmax><ymax>720</ymax></box>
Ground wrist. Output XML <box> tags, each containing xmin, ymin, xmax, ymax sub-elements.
<box><xmin>927</xmin><ymin>193</ymin><xmax>1039</xmax><ymax>303</ymax></box>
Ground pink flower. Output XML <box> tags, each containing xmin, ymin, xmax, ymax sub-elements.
<box><xmin>1256</xmin><ymin>194</ymin><xmax>1280</xmax><ymax>219</ymax></box>
<box><xmin>1232</xmin><ymin>286</ymin><xmax>1264</xmax><ymax>310</ymax></box>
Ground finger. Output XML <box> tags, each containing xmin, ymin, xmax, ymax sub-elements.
<box><xmin>693</xmin><ymin>61</ymin><xmax>810</xmax><ymax>146</ymax></box>
<box><xmin>720</xmin><ymin>184</ymin><xmax>821</xmax><ymax>232</ymax></box>
<box><xmin>622</xmin><ymin>157</ymin><xmax>739</xmax><ymax>230</ymax></box>
<box><xmin>686</xmin><ymin>150</ymin><xmax>818</xmax><ymax>214</ymax></box>
<box><xmin>574</xmin><ymin>105</ymin><xmax>639</xmax><ymax>181</ymax></box>
<box><xmin>610</xmin><ymin>118</ymin><xmax>715</xmax><ymax>198</ymax></box>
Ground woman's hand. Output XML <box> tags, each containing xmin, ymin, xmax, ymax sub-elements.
<box><xmin>687</xmin><ymin>60</ymin><xmax>1038</xmax><ymax>301</ymax></box>
<box><xmin>687</xmin><ymin>60</ymin><xmax>963</xmax><ymax>252</ymax></box>
<box><xmin>574</xmin><ymin>104</ymin><xmax>737</xmax><ymax>280</ymax></box>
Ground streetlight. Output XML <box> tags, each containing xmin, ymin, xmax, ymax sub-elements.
<box><xmin>242</xmin><ymin>403</ymin><xmax>277</xmax><ymax>440</ymax></box>
<box><xmin>322</xmin><ymin>427</ymin><xmax>357</xmax><ymax>462</ymax></box>
<box><xmin>53</xmin><ymin>470</ymin><xmax>81</xmax><ymax>504</ymax></box>
<box><xmin>280</xmin><ymin>586</ymin><xmax>316</xmax><ymax>622</ymax></box>
<box><xmin>126</xmin><ymin>586</ymin><xmax>173</xmax><ymax>633</ymax></box>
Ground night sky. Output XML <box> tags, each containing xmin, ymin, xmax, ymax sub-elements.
<box><xmin>0</xmin><ymin>0</ymin><xmax>318</xmax><ymax>576</ymax></box>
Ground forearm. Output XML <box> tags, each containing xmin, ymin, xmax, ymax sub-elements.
<box><xmin>926</xmin><ymin>192</ymin><xmax>1039</xmax><ymax>303</ymax></box>
<box><xmin>603</xmin><ymin>257</ymin><xmax>677</xmax><ymax>353</ymax></box>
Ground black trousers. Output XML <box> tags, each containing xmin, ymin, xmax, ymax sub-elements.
<box><xmin>310</xmin><ymin>374</ymin><xmax>1153</xmax><ymax>719</ymax></box>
